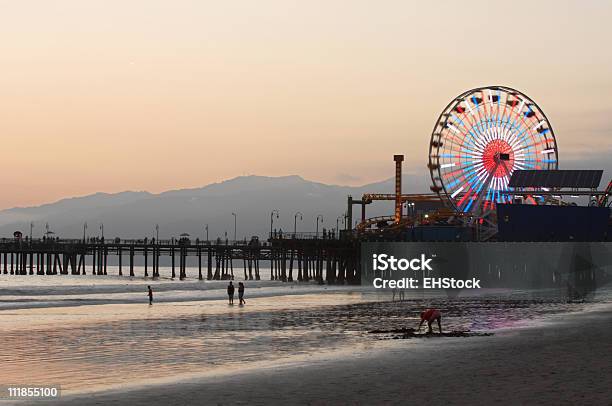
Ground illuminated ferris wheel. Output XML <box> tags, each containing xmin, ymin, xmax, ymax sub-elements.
<box><xmin>428</xmin><ymin>86</ymin><xmax>558</xmax><ymax>214</ymax></box>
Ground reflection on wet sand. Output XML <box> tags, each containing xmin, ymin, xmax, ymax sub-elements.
<box><xmin>0</xmin><ymin>289</ymin><xmax>597</xmax><ymax>394</ymax></box>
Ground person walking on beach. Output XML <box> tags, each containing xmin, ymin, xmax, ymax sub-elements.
<box><xmin>147</xmin><ymin>285</ymin><xmax>153</xmax><ymax>305</ymax></box>
<box><xmin>227</xmin><ymin>281</ymin><xmax>235</xmax><ymax>305</ymax></box>
<box><xmin>238</xmin><ymin>282</ymin><xmax>246</xmax><ymax>305</ymax></box>
<box><xmin>392</xmin><ymin>288</ymin><xmax>406</xmax><ymax>302</ymax></box>
<box><xmin>418</xmin><ymin>308</ymin><xmax>442</xmax><ymax>334</ymax></box>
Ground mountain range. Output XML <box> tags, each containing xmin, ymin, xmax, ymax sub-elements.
<box><xmin>0</xmin><ymin>174</ymin><xmax>430</xmax><ymax>240</ymax></box>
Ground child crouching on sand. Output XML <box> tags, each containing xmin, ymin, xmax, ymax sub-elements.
<box><xmin>418</xmin><ymin>308</ymin><xmax>442</xmax><ymax>333</ymax></box>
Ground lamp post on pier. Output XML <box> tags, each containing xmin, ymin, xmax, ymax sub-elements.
<box><xmin>270</xmin><ymin>209</ymin><xmax>279</xmax><ymax>239</ymax></box>
<box><xmin>315</xmin><ymin>215</ymin><xmax>323</xmax><ymax>238</ymax></box>
<box><xmin>336</xmin><ymin>215</ymin><xmax>344</xmax><ymax>238</ymax></box>
<box><xmin>293</xmin><ymin>211</ymin><xmax>303</xmax><ymax>237</ymax></box>
<box><xmin>232</xmin><ymin>212</ymin><xmax>237</xmax><ymax>242</ymax></box>
<box><xmin>83</xmin><ymin>222</ymin><xmax>87</xmax><ymax>242</ymax></box>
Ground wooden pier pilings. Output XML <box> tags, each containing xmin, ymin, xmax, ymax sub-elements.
<box><xmin>0</xmin><ymin>237</ymin><xmax>361</xmax><ymax>284</ymax></box>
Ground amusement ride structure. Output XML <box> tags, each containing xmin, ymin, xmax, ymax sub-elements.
<box><xmin>428</xmin><ymin>86</ymin><xmax>558</xmax><ymax>214</ymax></box>
<box><xmin>353</xmin><ymin>86</ymin><xmax>610</xmax><ymax>241</ymax></box>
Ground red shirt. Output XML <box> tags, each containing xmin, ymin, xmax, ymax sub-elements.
<box><xmin>421</xmin><ymin>309</ymin><xmax>441</xmax><ymax>321</ymax></box>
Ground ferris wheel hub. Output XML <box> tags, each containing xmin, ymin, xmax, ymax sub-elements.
<box><xmin>483</xmin><ymin>140</ymin><xmax>513</xmax><ymax>178</ymax></box>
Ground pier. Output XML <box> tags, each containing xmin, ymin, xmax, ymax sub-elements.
<box><xmin>0</xmin><ymin>236</ymin><xmax>361</xmax><ymax>284</ymax></box>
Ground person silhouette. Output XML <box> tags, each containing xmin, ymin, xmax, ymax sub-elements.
<box><xmin>418</xmin><ymin>308</ymin><xmax>442</xmax><ymax>333</ymax></box>
<box><xmin>227</xmin><ymin>281</ymin><xmax>235</xmax><ymax>305</ymax></box>
<box><xmin>147</xmin><ymin>285</ymin><xmax>153</xmax><ymax>305</ymax></box>
<box><xmin>238</xmin><ymin>282</ymin><xmax>246</xmax><ymax>305</ymax></box>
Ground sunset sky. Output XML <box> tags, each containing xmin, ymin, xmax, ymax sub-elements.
<box><xmin>1</xmin><ymin>0</ymin><xmax>611</xmax><ymax>209</ymax></box>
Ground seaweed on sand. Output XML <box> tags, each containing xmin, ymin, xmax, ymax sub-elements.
<box><xmin>368</xmin><ymin>327</ymin><xmax>493</xmax><ymax>340</ymax></box>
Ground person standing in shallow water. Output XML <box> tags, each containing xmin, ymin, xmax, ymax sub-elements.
<box><xmin>238</xmin><ymin>282</ymin><xmax>246</xmax><ymax>305</ymax></box>
<box><xmin>147</xmin><ymin>285</ymin><xmax>153</xmax><ymax>305</ymax></box>
<box><xmin>227</xmin><ymin>281</ymin><xmax>235</xmax><ymax>305</ymax></box>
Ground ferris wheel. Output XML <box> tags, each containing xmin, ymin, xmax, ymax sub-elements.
<box><xmin>428</xmin><ymin>86</ymin><xmax>558</xmax><ymax>215</ymax></box>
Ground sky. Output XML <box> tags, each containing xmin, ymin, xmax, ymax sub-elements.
<box><xmin>0</xmin><ymin>0</ymin><xmax>611</xmax><ymax>209</ymax></box>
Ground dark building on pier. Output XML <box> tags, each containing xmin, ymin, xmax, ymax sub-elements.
<box><xmin>496</xmin><ymin>205</ymin><xmax>610</xmax><ymax>242</ymax></box>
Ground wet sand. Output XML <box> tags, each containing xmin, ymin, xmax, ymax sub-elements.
<box><xmin>35</xmin><ymin>305</ymin><xmax>612</xmax><ymax>406</ymax></box>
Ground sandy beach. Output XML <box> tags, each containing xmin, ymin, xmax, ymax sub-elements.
<box><xmin>30</xmin><ymin>303</ymin><xmax>611</xmax><ymax>406</ymax></box>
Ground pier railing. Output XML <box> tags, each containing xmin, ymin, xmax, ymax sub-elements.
<box><xmin>0</xmin><ymin>237</ymin><xmax>263</xmax><ymax>246</ymax></box>
<box><xmin>268</xmin><ymin>231</ymin><xmax>340</xmax><ymax>240</ymax></box>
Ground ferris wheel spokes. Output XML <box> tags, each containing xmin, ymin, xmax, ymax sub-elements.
<box><xmin>428</xmin><ymin>86</ymin><xmax>558</xmax><ymax>215</ymax></box>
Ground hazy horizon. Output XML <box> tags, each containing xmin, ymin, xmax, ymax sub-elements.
<box><xmin>1</xmin><ymin>173</ymin><xmax>402</xmax><ymax>210</ymax></box>
<box><xmin>0</xmin><ymin>172</ymin><xmax>419</xmax><ymax>239</ymax></box>
<box><xmin>2</xmin><ymin>0</ymin><xmax>611</xmax><ymax>209</ymax></box>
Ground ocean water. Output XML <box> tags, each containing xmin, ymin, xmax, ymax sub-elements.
<box><xmin>0</xmin><ymin>266</ymin><xmax>305</xmax><ymax>310</ymax></box>
<box><xmin>0</xmin><ymin>268</ymin><xmax>610</xmax><ymax>395</ymax></box>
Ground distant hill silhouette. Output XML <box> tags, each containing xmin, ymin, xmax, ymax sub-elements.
<box><xmin>0</xmin><ymin>175</ymin><xmax>430</xmax><ymax>239</ymax></box>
